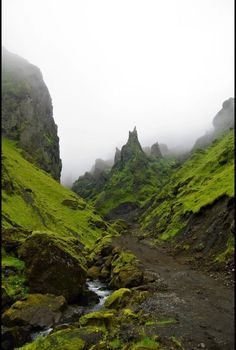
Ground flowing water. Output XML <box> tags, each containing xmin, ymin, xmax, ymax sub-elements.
<box><xmin>86</xmin><ymin>279</ymin><xmax>111</xmax><ymax>311</ymax></box>
<box><xmin>31</xmin><ymin>279</ymin><xmax>111</xmax><ymax>340</ymax></box>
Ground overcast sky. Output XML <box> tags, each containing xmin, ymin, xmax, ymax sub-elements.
<box><xmin>2</xmin><ymin>0</ymin><xmax>234</xmax><ymax>185</ymax></box>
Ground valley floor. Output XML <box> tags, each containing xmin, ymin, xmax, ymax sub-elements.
<box><xmin>112</xmin><ymin>234</ymin><xmax>234</xmax><ymax>350</ymax></box>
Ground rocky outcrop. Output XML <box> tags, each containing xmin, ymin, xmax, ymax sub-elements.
<box><xmin>150</xmin><ymin>142</ymin><xmax>163</xmax><ymax>159</ymax></box>
<box><xmin>18</xmin><ymin>232</ymin><xmax>87</xmax><ymax>303</ymax></box>
<box><xmin>2</xmin><ymin>47</ymin><xmax>61</xmax><ymax>180</ymax></box>
<box><xmin>114</xmin><ymin>147</ymin><xmax>121</xmax><ymax>164</ymax></box>
<box><xmin>119</xmin><ymin>127</ymin><xmax>147</xmax><ymax>166</ymax></box>
<box><xmin>2</xmin><ymin>294</ymin><xmax>66</xmax><ymax>329</ymax></box>
<box><xmin>193</xmin><ymin>97</ymin><xmax>234</xmax><ymax>150</ymax></box>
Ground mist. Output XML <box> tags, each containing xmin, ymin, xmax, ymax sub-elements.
<box><xmin>2</xmin><ymin>0</ymin><xmax>234</xmax><ymax>186</ymax></box>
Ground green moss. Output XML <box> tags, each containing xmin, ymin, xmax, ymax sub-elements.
<box><xmin>104</xmin><ymin>288</ymin><xmax>132</xmax><ymax>309</ymax></box>
<box><xmin>79</xmin><ymin>310</ymin><xmax>117</xmax><ymax>327</ymax></box>
<box><xmin>215</xmin><ymin>234</ymin><xmax>234</xmax><ymax>263</ymax></box>
<box><xmin>108</xmin><ymin>339</ymin><xmax>123</xmax><ymax>349</ymax></box>
<box><xmin>16</xmin><ymin>328</ymin><xmax>85</xmax><ymax>350</ymax></box>
<box><xmin>112</xmin><ymin>252</ymin><xmax>138</xmax><ymax>274</ymax></box>
<box><xmin>131</xmin><ymin>337</ymin><xmax>160</xmax><ymax>349</ymax></box>
<box><xmin>2</xmin><ymin>256</ymin><xmax>25</xmax><ymax>270</ymax></box>
<box><xmin>141</xmin><ymin>130</ymin><xmax>235</xmax><ymax>242</ymax></box>
<box><xmin>93</xmin><ymin>155</ymin><xmax>175</xmax><ymax>217</ymax></box>
<box><xmin>2</xmin><ymin>254</ymin><xmax>28</xmax><ymax>300</ymax></box>
<box><xmin>2</xmin><ymin>138</ymin><xmax>116</xmax><ymax>249</ymax></box>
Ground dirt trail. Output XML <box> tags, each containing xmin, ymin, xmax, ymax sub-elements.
<box><xmin>112</xmin><ymin>234</ymin><xmax>234</xmax><ymax>350</ymax></box>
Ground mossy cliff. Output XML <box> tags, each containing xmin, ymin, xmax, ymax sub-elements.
<box><xmin>140</xmin><ymin>129</ymin><xmax>234</xmax><ymax>263</ymax></box>
<box><xmin>2</xmin><ymin>47</ymin><xmax>62</xmax><ymax>180</ymax></box>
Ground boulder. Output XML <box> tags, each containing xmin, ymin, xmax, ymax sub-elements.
<box><xmin>110</xmin><ymin>266</ymin><xmax>143</xmax><ymax>289</ymax></box>
<box><xmin>79</xmin><ymin>310</ymin><xmax>116</xmax><ymax>328</ymax></box>
<box><xmin>2</xmin><ymin>293</ymin><xmax>66</xmax><ymax>329</ymax></box>
<box><xmin>104</xmin><ymin>288</ymin><xmax>131</xmax><ymax>309</ymax></box>
<box><xmin>18</xmin><ymin>232</ymin><xmax>87</xmax><ymax>302</ymax></box>
<box><xmin>87</xmin><ymin>266</ymin><xmax>101</xmax><ymax>279</ymax></box>
<box><xmin>110</xmin><ymin>252</ymin><xmax>143</xmax><ymax>288</ymax></box>
<box><xmin>1</xmin><ymin>325</ymin><xmax>31</xmax><ymax>350</ymax></box>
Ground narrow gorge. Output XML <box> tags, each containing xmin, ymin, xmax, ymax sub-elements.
<box><xmin>1</xmin><ymin>48</ymin><xmax>234</xmax><ymax>350</ymax></box>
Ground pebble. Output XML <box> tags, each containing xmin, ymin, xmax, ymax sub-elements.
<box><xmin>197</xmin><ymin>343</ymin><xmax>206</xmax><ymax>349</ymax></box>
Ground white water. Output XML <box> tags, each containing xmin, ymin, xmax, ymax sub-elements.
<box><xmin>30</xmin><ymin>279</ymin><xmax>111</xmax><ymax>340</ymax></box>
<box><xmin>86</xmin><ymin>278</ymin><xmax>111</xmax><ymax>311</ymax></box>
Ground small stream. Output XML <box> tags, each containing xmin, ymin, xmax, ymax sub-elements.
<box><xmin>31</xmin><ymin>279</ymin><xmax>111</xmax><ymax>341</ymax></box>
<box><xmin>86</xmin><ymin>279</ymin><xmax>111</xmax><ymax>312</ymax></box>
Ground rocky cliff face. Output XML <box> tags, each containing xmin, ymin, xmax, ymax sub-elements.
<box><xmin>193</xmin><ymin>97</ymin><xmax>234</xmax><ymax>150</ymax></box>
<box><xmin>2</xmin><ymin>47</ymin><xmax>62</xmax><ymax>180</ymax></box>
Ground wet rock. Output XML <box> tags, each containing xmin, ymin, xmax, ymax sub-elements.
<box><xmin>18</xmin><ymin>232</ymin><xmax>87</xmax><ymax>303</ymax></box>
<box><xmin>77</xmin><ymin>290</ymin><xmax>100</xmax><ymax>306</ymax></box>
<box><xmin>2</xmin><ymin>294</ymin><xmax>66</xmax><ymax>329</ymax></box>
<box><xmin>100</xmin><ymin>266</ymin><xmax>110</xmax><ymax>280</ymax></box>
<box><xmin>2</xmin><ymin>287</ymin><xmax>14</xmax><ymax>312</ymax></box>
<box><xmin>59</xmin><ymin>305</ymin><xmax>85</xmax><ymax>324</ymax></box>
<box><xmin>1</xmin><ymin>325</ymin><xmax>31</xmax><ymax>350</ymax></box>
<box><xmin>101</xmin><ymin>245</ymin><xmax>114</xmax><ymax>257</ymax></box>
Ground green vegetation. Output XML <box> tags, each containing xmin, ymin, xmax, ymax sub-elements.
<box><xmin>141</xmin><ymin>130</ymin><xmax>235</xmax><ymax>244</ymax></box>
<box><xmin>2</xmin><ymin>249</ymin><xmax>29</xmax><ymax>300</ymax></box>
<box><xmin>95</xmin><ymin>157</ymin><xmax>175</xmax><ymax>217</ymax></box>
<box><xmin>16</xmin><ymin>328</ymin><xmax>85</xmax><ymax>350</ymax></box>
<box><xmin>2</xmin><ymin>138</ymin><xmax>116</xmax><ymax>249</ymax></box>
<box><xmin>104</xmin><ymin>288</ymin><xmax>132</xmax><ymax>309</ymax></box>
<box><xmin>131</xmin><ymin>337</ymin><xmax>160</xmax><ymax>349</ymax></box>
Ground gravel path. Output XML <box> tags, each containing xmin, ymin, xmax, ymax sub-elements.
<box><xmin>112</xmin><ymin>234</ymin><xmax>234</xmax><ymax>350</ymax></box>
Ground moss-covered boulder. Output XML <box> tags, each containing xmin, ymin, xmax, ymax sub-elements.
<box><xmin>17</xmin><ymin>328</ymin><xmax>85</xmax><ymax>350</ymax></box>
<box><xmin>17</xmin><ymin>325</ymin><xmax>107</xmax><ymax>350</ymax></box>
<box><xmin>18</xmin><ymin>232</ymin><xmax>87</xmax><ymax>302</ymax></box>
<box><xmin>110</xmin><ymin>252</ymin><xmax>143</xmax><ymax>288</ymax></box>
<box><xmin>2</xmin><ymin>293</ymin><xmax>66</xmax><ymax>328</ymax></box>
<box><xmin>87</xmin><ymin>266</ymin><xmax>101</xmax><ymax>279</ymax></box>
<box><xmin>104</xmin><ymin>288</ymin><xmax>132</xmax><ymax>309</ymax></box>
<box><xmin>79</xmin><ymin>310</ymin><xmax>117</xmax><ymax>328</ymax></box>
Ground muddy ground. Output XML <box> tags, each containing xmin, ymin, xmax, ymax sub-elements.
<box><xmin>112</xmin><ymin>234</ymin><xmax>234</xmax><ymax>350</ymax></box>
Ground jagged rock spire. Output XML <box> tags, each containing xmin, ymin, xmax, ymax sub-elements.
<box><xmin>114</xmin><ymin>147</ymin><xmax>121</xmax><ymax>164</ymax></box>
<box><xmin>120</xmin><ymin>127</ymin><xmax>146</xmax><ymax>165</ymax></box>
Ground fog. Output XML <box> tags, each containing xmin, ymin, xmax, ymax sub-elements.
<box><xmin>2</xmin><ymin>0</ymin><xmax>234</xmax><ymax>186</ymax></box>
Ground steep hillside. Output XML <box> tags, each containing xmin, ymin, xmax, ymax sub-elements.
<box><xmin>2</xmin><ymin>48</ymin><xmax>61</xmax><ymax>180</ymax></box>
<box><xmin>2</xmin><ymin>138</ymin><xmax>114</xmax><ymax>248</ymax></box>
<box><xmin>73</xmin><ymin>128</ymin><xmax>175</xmax><ymax>221</ymax></box>
<box><xmin>72</xmin><ymin>158</ymin><xmax>113</xmax><ymax>201</ymax></box>
<box><xmin>140</xmin><ymin>129</ymin><xmax>234</xmax><ymax>264</ymax></box>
